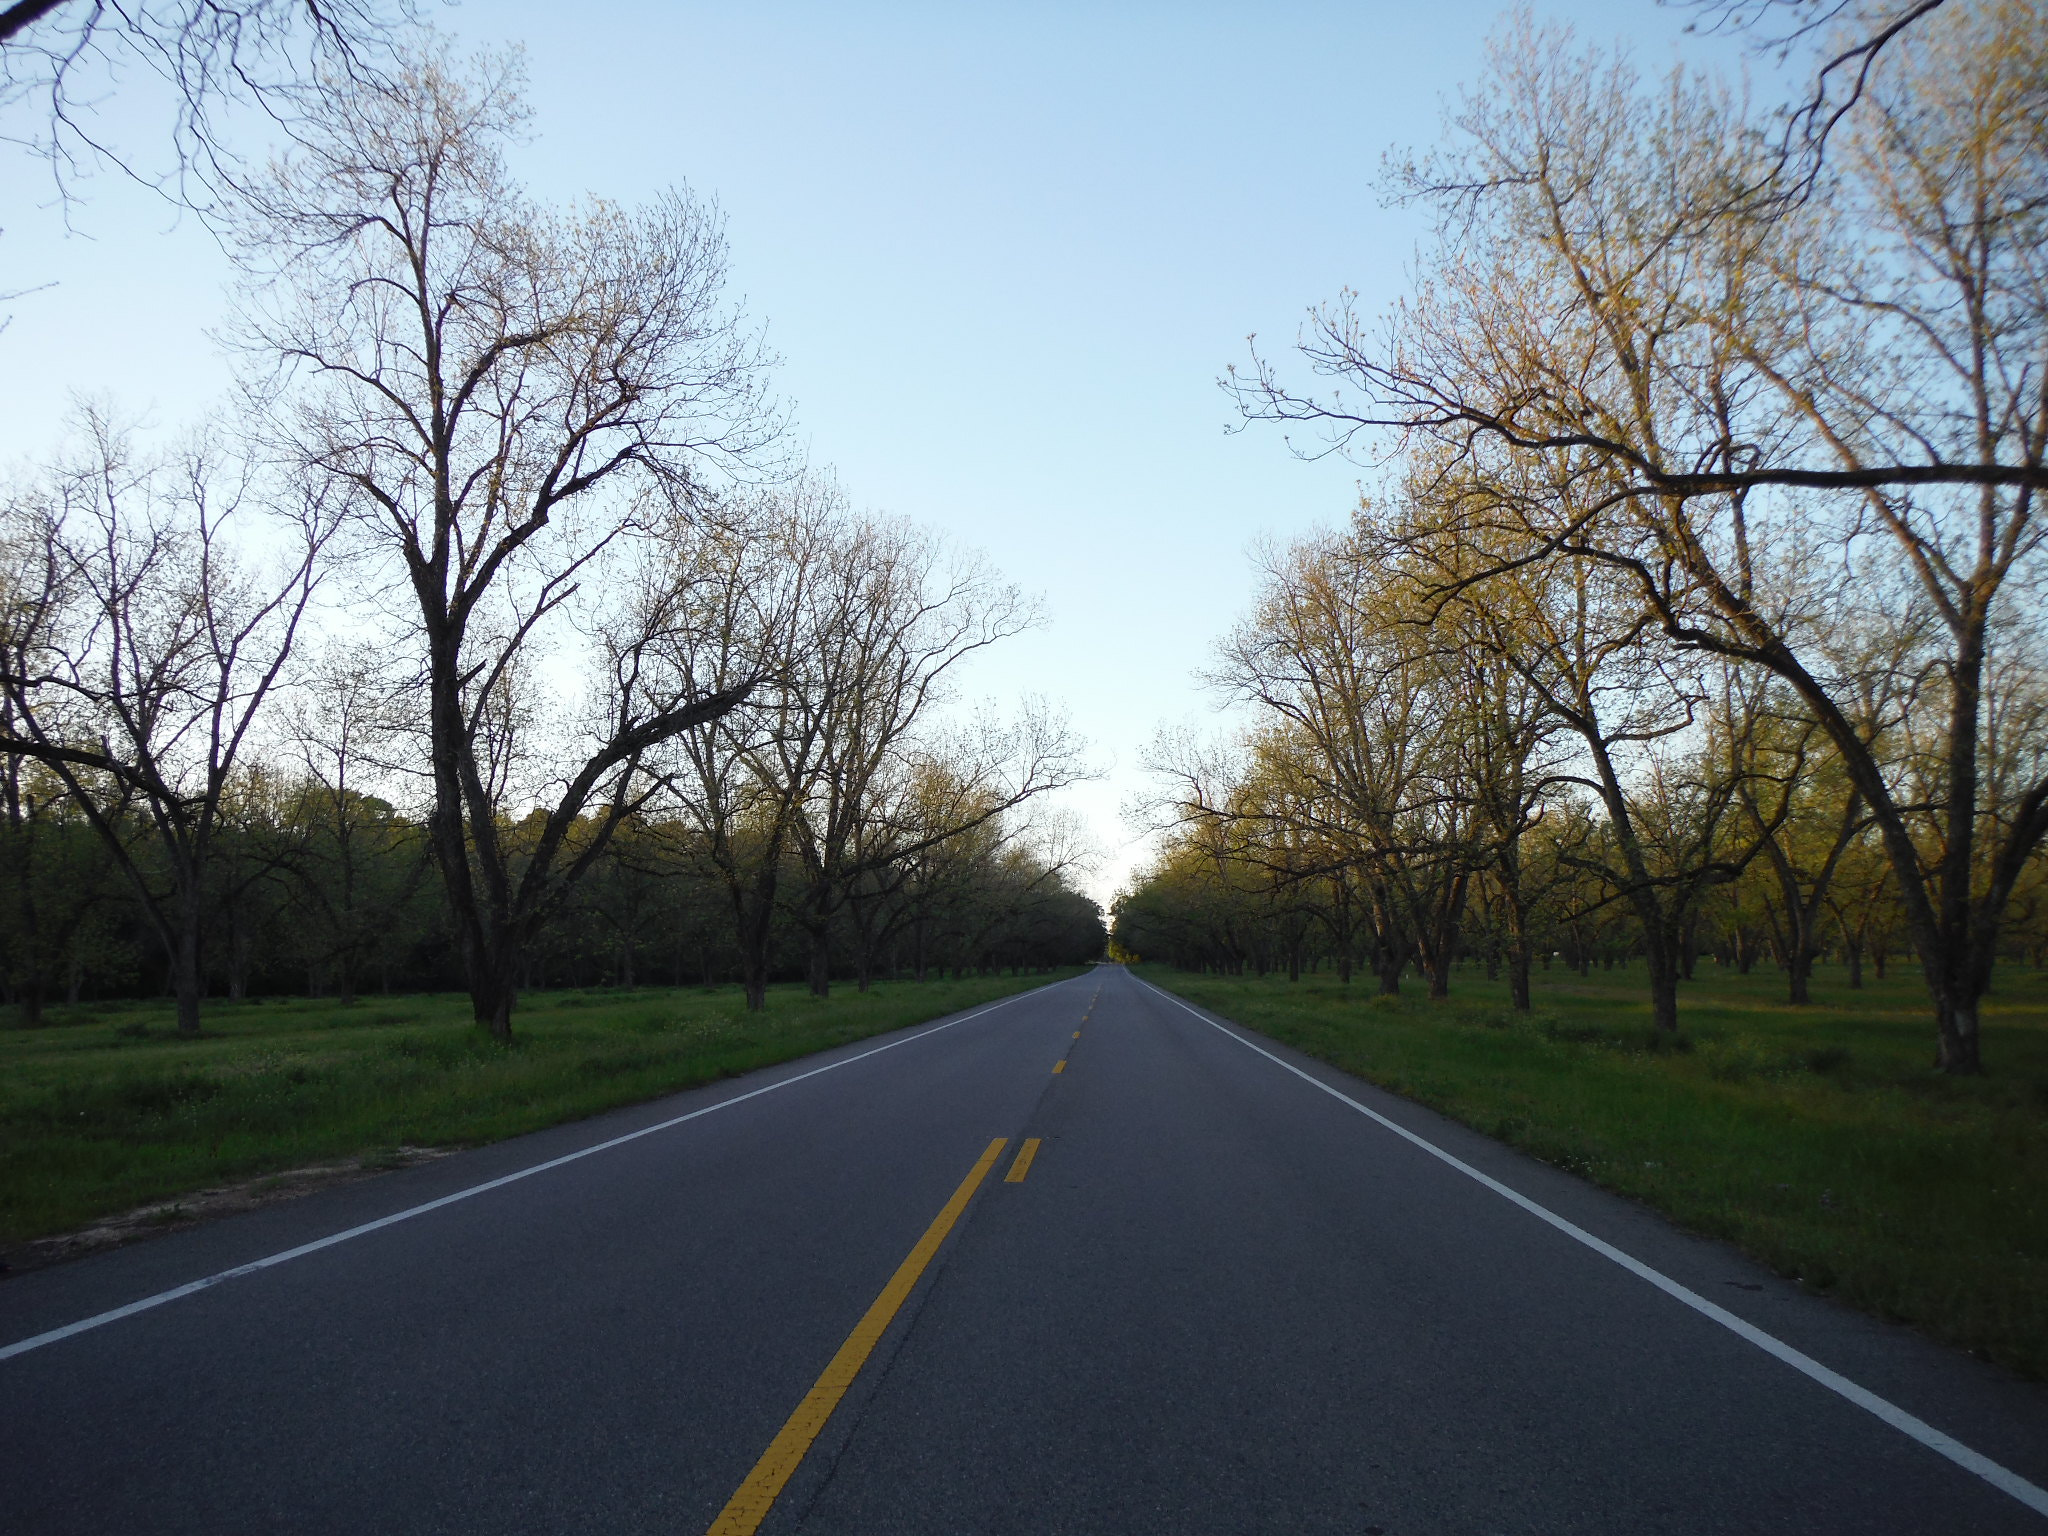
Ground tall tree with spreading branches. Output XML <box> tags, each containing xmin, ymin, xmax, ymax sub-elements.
<box><xmin>231</xmin><ymin>44</ymin><xmax>785</xmax><ymax>1037</ymax></box>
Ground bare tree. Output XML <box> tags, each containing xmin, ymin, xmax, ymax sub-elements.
<box><xmin>779</xmin><ymin>516</ymin><xmax>1067</xmax><ymax>998</ymax></box>
<box><xmin>822</xmin><ymin>699</ymin><xmax>1085</xmax><ymax>993</ymax></box>
<box><xmin>228</xmin><ymin>45</ymin><xmax>783</xmax><ymax>1038</ymax></box>
<box><xmin>1680</xmin><ymin>0</ymin><xmax>1950</xmax><ymax>190</ymax></box>
<box><xmin>1235</xmin><ymin>7</ymin><xmax>2048</xmax><ymax>1068</ymax></box>
<box><xmin>658</xmin><ymin>483</ymin><xmax>1080</xmax><ymax>1007</ymax></box>
<box><xmin>1423</xmin><ymin>565</ymin><xmax>1563</xmax><ymax>1010</ymax></box>
<box><xmin>658</xmin><ymin>483</ymin><xmax>833</xmax><ymax>1012</ymax></box>
<box><xmin>1431</xmin><ymin>526</ymin><xmax>1760</xmax><ymax>1030</ymax></box>
<box><xmin>0</xmin><ymin>700</ymin><xmax>117</xmax><ymax>1023</ymax></box>
<box><xmin>280</xmin><ymin>641</ymin><xmax>428</xmax><ymax>1003</ymax></box>
<box><xmin>0</xmin><ymin>408</ymin><xmax>332</xmax><ymax>1033</ymax></box>
<box><xmin>1201</xmin><ymin>528</ymin><xmax>1489</xmax><ymax>998</ymax></box>
<box><xmin>2</xmin><ymin>0</ymin><xmax>405</xmax><ymax>208</ymax></box>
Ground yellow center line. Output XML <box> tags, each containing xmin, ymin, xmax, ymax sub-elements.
<box><xmin>1004</xmin><ymin>1138</ymin><xmax>1042</xmax><ymax>1183</ymax></box>
<box><xmin>1072</xmin><ymin>1031</ymin><xmax>1081</xmax><ymax>1039</ymax></box>
<box><xmin>1052</xmin><ymin>1060</ymin><xmax>1066</xmax><ymax>1074</ymax></box>
<box><xmin>704</xmin><ymin>1137</ymin><xmax>1009</xmax><ymax>1536</ymax></box>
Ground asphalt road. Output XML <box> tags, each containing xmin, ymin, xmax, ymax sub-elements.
<box><xmin>3</xmin><ymin>964</ymin><xmax>2045</xmax><ymax>1534</ymax></box>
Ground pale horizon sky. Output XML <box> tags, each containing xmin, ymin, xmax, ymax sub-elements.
<box><xmin>0</xmin><ymin>1</ymin><xmax>1759</xmax><ymax>911</ymax></box>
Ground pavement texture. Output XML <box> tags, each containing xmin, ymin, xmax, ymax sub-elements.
<box><xmin>3</xmin><ymin>964</ymin><xmax>2044</xmax><ymax>1534</ymax></box>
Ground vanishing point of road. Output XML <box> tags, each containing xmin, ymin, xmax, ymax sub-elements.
<box><xmin>4</xmin><ymin>965</ymin><xmax>2045</xmax><ymax>1533</ymax></box>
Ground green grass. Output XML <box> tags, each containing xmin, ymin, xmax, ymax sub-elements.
<box><xmin>1140</xmin><ymin>960</ymin><xmax>2048</xmax><ymax>1380</ymax></box>
<box><xmin>0</xmin><ymin>972</ymin><xmax>1079</xmax><ymax>1247</ymax></box>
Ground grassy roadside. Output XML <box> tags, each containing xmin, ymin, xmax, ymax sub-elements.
<box><xmin>0</xmin><ymin>971</ymin><xmax>1078</xmax><ymax>1250</ymax></box>
<box><xmin>1139</xmin><ymin>962</ymin><xmax>2048</xmax><ymax>1380</ymax></box>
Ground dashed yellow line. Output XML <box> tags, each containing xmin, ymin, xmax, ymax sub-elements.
<box><xmin>1052</xmin><ymin>1060</ymin><xmax>1066</xmax><ymax>1074</ymax></box>
<box><xmin>1004</xmin><ymin>1138</ymin><xmax>1042</xmax><ymax>1184</ymax></box>
<box><xmin>704</xmin><ymin>1137</ymin><xmax>1009</xmax><ymax>1535</ymax></box>
<box><xmin>1072</xmin><ymin>1030</ymin><xmax>1081</xmax><ymax>1039</ymax></box>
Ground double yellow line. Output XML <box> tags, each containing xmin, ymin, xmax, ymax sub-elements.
<box><xmin>710</xmin><ymin>1004</ymin><xmax>1090</xmax><ymax>1534</ymax></box>
<box><xmin>1004</xmin><ymin>1137</ymin><xmax>1042</xmax><ymax>1183</ymax></box>
<box><xmin>706</xmin><ymin>1134</ymin><xmax>1039</xmax><ymax>1535</ymax></box>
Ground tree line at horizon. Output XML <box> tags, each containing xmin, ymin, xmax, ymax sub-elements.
<box><xmin>0</xmin><ymin>761</ymin><xmax>1103</xmax><ymax>1018</ymax></box>
<box><xmin>1118</xmin><ymin>0</ymin><xmax>2047</xmax><ymax>1075</ymax></box>
<box><xmin>0</xmin><ymin>38</ymin><xmax>1102</xmax><ymax>1039</ymax></box>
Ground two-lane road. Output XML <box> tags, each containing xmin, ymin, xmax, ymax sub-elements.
<box><xmin>4</xmin><ymin>966</ymin><xmax>2045</xmax><ymax>1533</ymax></box>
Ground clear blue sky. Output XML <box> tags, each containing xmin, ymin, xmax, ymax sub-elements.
<box><xmin>0</xmin><ymin>1</ymin><xmax>1753</xmax><ymax>906</ymax></box>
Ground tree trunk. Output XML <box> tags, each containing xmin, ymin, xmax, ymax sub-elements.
<box><xmin>1933</xmin><ymin>989</ymin><xmax>1981</xmax><ymax>1073</ymax></box>
<box><xmin>1927</xmin><ymin>954</ymin><xmax>1984</xmax><ymax>1073</ymax></box>
<box><xmin>1786</xmin><ymin>947</ymin><xmax>1814</xmax><ymax>1006</ymax></box>
<box><xmin>173</xmin><ymin>915</ymin><xmax>203</xmax><ymax>1037</ymax></box>
<box><xmin>5</xmin><ymin>818</ymin><xmax>44</xmax><ymax>1025</ymax></box>
<box><xmin>1645</xmin><ymin>934</ymin><xmax>1681</xmax><ymax>1034</ymax></box>
<box><xmin>732</xmin><ymin>869</ymin><xmax>778</xmax><ymax>1011</ymax></box>
<box><xmin>471</xmin><ymin>963</ymin><xmax>516</xmax><ymax>1043</ymax></box>
<box><xmin>1508</xmin><ymin>945</ymin><xmax>1531</xmax><ymax>1012</ymax></box>
<box><xmin>808</xmin><ymin>925</ymin><xmax>831</xmax><ymax>999</ymax></box>
<box><xmin>1778</xmin><ymin>883</ymin><xmax>1820</xmax><ymax>1006</ymax></box>
<box><xmin>741</xmin><ymin>949</ymin><xmax>769</xmax><ymax>1012</ymax></box>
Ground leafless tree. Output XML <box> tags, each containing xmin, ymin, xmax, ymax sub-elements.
<box><xmin>0</xmin><ymin>675</ymin><xmax>116</xmax><ymax>1024</ymax></box>
<box><xmin>0</xmin><ymin>407</ymin><xmax>334</xmax><ymax>1033</ymax></box>
<box><xmin>657</xmin><ymin>482</ymin><xmax>833</xmax><ymax>1012</ymax></box>
<box><xmin>1234</xmin><ymin>6</ymin><xmax>2047</xmax><ymax>1068</ymax></box>
<box><xmin>1</xmin><ymin>0</ymin><xmax>406</xmax><ymax>207</ymax></box>
<box><xmin>280</xmin><ymin>640</ymin><xmax>427</xmax><ymax>1003</ymax></box>
<box><xmin>658</xmin><ymin>482</ymin><xmax>1081</xmax><ymax>1008</ymax></box>
<box><xmin>228</xmin><ymin>44</ymin><xmax>784</xmax><ymax>1038</ymax></box>
<box><xmin>779</xmin><ymin>515</ymin><xmax>1069</xmax><ymax>998</ymax></box>
<box><xmin>822</xmin><ymin>699</ymin><xmax>1085</xmax><ymax>994</ymax></box>
<box><xmin>1680</xmin><ymin>0</ymin><xmax>1949</xmax><ymax>189</ymax></box>
<box><xmin>1202</xmin><ymin>529</ymin><xmax>1488</xmax><ymax>998</ymax></box>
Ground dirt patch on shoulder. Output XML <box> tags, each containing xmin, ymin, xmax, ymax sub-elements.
<box><xmin>0</xmin><ymin>1146</ymin><xmax>453</xmax><ymax>1277</ymax></box>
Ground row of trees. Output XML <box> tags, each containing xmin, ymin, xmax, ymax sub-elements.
<box><xmin>1122</xmin><ymin>0</ymin><xmax>2046</xmax><ymax>1073</ymax></box>
<box><xmin>0</xmin><ymin>750</ymin><xmax>1101</xmax><ymax>1019</ymax></box>
<box><xmin>0</xmin><ymin>43</ymin><xmax>1101</xmax><ymax>1037</ymax></box>
<box><xmin>1117</xmin><ymin>514</ymin><xmax>2047</xmax><ymax>1004</ymax></box>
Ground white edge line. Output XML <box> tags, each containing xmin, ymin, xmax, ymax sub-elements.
<box><xmin>1132</xmin><ymin>973</ymin><xmax>2048</xmax><ymax>1521</ymax></box>
<box><xmin>0</xmin><ymin>977</ymin><xmax>1077</xmax><ymax>1364</ymax></box>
